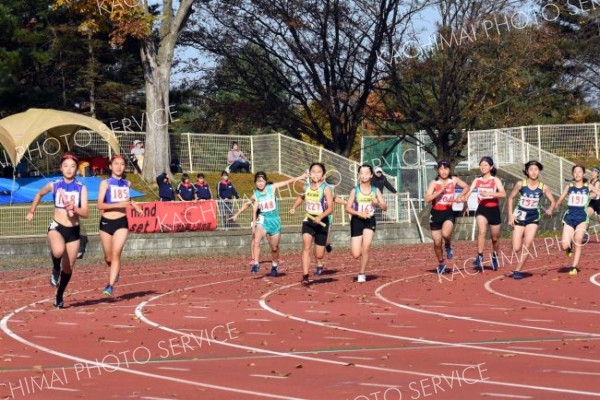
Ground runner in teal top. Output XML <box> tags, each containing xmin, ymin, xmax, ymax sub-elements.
<box><xmin>250</xmin><ymin>171</ymin><xmax>307</xmax><ymax>277</ymax></box>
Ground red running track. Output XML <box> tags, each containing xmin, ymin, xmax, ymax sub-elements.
<box><xmin>1</xmin><ymin>238</ymin><xmax>599</xmax><ymax>399</ymax></box>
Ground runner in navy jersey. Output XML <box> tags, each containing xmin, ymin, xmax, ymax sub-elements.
<box><xmin>26</xmin><ymin>153</ymin><xmax>89</xmax><ymax>308</ymax></box>
<box><xmin>97</xmin><ymin>154</ymin><xmax>143</xmax><ymax>297</ymax></box>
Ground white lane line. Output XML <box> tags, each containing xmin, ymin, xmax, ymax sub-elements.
<box><xmin>250</xmin><ymin>374</ymin><xmax>288</xmax><ymax>379</ymax></box>
<box><xmin>246</xmin><ymin>318</ymin><xmax>271</xmax><ymax>322</ymax></box>
<box><xmin>136</xmin><ymin>280</ymin><xmax>600</xmax><ymax>398</ymax></box>
<box><xmin>522</xmin><ymin>319</ymin><xmax>554</xmax><ymax>323</ymax></box>
<box><xmin>388</xmin><ymin>325</ymin><xmax>416</xmax><ymax>328</ymax></box>
<box><xmin>304</xmin><ymin>310</ymin><xmax>330</xmax><ymax>314</ymax></box>
<box><xmin>33</xmin><ymin>335</ymin><xmax>56</xmax><ymax>339</ymax></box>
<box><xmin>590</xmin><ymin>273</ymin><xmax>600</xmax><ymax>288</ymax></box>
<box><xmin>479</xmin><ymin>393</ymin><xmax>532</xmax><ymax>399</ymax></box>
<box><xmin>56</xmin><ymin>322</ymin><xmax>78</xmax><ymax>326</ymax></box>
<box><xmin>378</xmin><ymin>279</ymin><xmax>600</xmax><ymax>337</ymax></box>
<box><xmin>558</xmin><ymin>370</ymin><xmax>600</xmax><ymax>376</ymax></box>
<box><xmin>142</xmin><ymin>397</ymin><xmax>178</xmax><ymax>400</ymax></box>
<box><xmin>246</xmin><ymin>332</ymin><xmax>274</xmax><ymax>336</ymax></box>
<box><xmin>371</xmin><ymin>313</ymin><xmax>396</xmax><ymax>316</ymax></box>
<box><xmin>47</xmin><ymin>387</ymin><xmax>80</xmax><ymax>392</ymax></box>
<box><xmin>506</xmin><ymin>346</ymin><xmax>543</xmax><ymax>351</ymax></box>
<box><xmin>157</xmin><ymin>367</ymin><xmax>192</xmax><ymax>372</ymax></box>
<box><xmin>25</xmin><ymin>309</ymin><xmax>44</xmax><ymax>313</ymax></box>
<box><xmin>473</xmin><ymin>329</ymin><xmax>504</xmax><ymax>333</ymax></box>
<box><xmin>439</xmin><ymin>363</ymin><xmax>480</xmax><ymax>367</ymax></box>
<box><xmin>183</xmin><ymin>316</ymin><xmax>207</xmax><ymax>319</ymax></box>
<box><xmin>485</xmin><ymin>274</ymin><xmax>600</xmax><ymax>314</ymax></box>
<box><xmin>358</xmin><ymin>382</ymin><xmax>401</xmax><ymax>388</ymax></box>
<box><xmin>324</xmin><ymin>337</ymin><xmax>355</xmax><ymax>340</ymax></box>
<box><xmin>1</xmin><ymin>279</ymin><xmax>307</xmax><ymax>400</ymax></box>
<box><xmin>110</xmin><ymin>324</ymin><xmax>137</xmax><ymax>328</ymax></box>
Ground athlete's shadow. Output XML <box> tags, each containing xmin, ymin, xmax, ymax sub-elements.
<box><xmin>557</xmin><ymin>267</ymin><xmax>575</xmax><ymax>274</ymax></box>
<box><xmin>68</xmin><ymin>290</ymin><xmax>157</xmax><ymax>307</ymax></box>
<box><xmin>319</xmin><ymin>269</ymin><xmax>338</xmax><ymax>276</ymax></box>
<box><xmin>307</xmin><ymin>277</ymin><xmax>338</xmax><ymax>285</ymax></box>
<box><xmin>354</xmin><ymin>275</ymin><xmax>379</xmax><ymax>282</ymax></box>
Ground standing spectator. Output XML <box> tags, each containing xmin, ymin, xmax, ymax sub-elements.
<box><xmin>217</xmin><ymin>170</ymin><xmax>240</xmax><ymax>227</ymax></box>
<box><xmin>177</xmin><ymin>173</ymin><xmax>196</xmax><ymax>201</ymax></box>
<box><xmin>194</xmin><ymin>173</ymin><xmax>212</xmax><ymax>200</ymax></box>
<box><xmin>131</xmin><ymin>140</ymin><xmax>145</xmax><ymax>172</ymax></box>
<box><xmin>227</xmin><ymin>141</ymin><xmax>251</xmax><ymax>173</ymax></box>
<box><xmin>156</xmin><ymin>173</ymin><xmax>175</xmax><ymax>201</ymax></box>
<box><xmin>372</xmin><ymin>167</ymin><xmax>398</xmax><ymax>194</ymax></box>
<box><xmin>372</xmin><ymin>167</ymin><xmax>397</xmax><ymax>221</ymax></box>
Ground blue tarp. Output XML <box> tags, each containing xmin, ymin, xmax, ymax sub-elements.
<box><xmin>0</xmin><ymin>176</ymin><xmax>145</xmax><ymax>205</ymax></box>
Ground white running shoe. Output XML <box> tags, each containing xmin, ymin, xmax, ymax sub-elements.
<box><xmin>357</xmin><ymin>274</ymin><xmax>366</xmax><ymax>283</ymax></box>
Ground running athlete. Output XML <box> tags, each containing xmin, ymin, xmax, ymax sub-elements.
<box><xmin>507</xmin><ymin>161</ymin><xmax>556</xmax><ymax>279</ymax></box>
<box><xmin>290</xmin><ymin>163</ymin><xmax>334</xmax><ymax>285</ymax></box>
<box><xmin>248</xmin><ymin>172</ymin><xmax>307</xmax><ymax>276</ymax></box>
<box><xmin>26</xmin><ymin>153</ymin><xmax>89</xmax><ymax>308</ymax></box>
<box><xmin>555</xmin><ymin>165</ymin><xmax>600</xmax><ymax>275</ymax></box>
<box><xmin>587</xmin><ymin>166</ymin><xmax>600</xmax><ymax>224</ymax></box>
<box><xmin>97</xmin><ymin>154</ymin><xmax>143</xmax><ymax>296</ymax></box>
<box><xmin>463</xmin><ymin>156</ymin><xmax>506</xmax><ymax>271</ymax></box>
<box><xmin>424</xmin><ymin>160</ymin><xmax>469</xmax><ymax>274</ymax></box>
<box><xmin>324</xmin><ymin>174</ymin><xmax>348</xmax><ymax>253</ymax></box>
<box><xmin>345</xmin><ymin>165</ymin><xmax>387</xmax><ymax>283</ymax></box>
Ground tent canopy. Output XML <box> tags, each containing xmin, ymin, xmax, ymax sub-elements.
<box><xmin>0</xmin><ymin>109</ymin><xmax>120</xmax><ymax>166</ymax></box>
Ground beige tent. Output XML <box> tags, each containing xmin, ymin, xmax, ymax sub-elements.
<box><xmin>0</xmin><ymin>108</ymin><xmax>121</xmax><ymax>166</ymax></box>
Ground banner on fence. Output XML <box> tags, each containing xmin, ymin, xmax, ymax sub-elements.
<box><xmin>127</xmin><ymin>201</ymin><xmax>217</xmax><ymax>233</ymax></box>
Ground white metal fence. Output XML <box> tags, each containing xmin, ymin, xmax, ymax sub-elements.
<box><xmin>486</xmin><ymin>123</ymin><xmax>600</xmax><ymax>160</ymax></box>
<box><xmin>467</xmin><ymin>129</ymin><xmax>579</xmax><ymax>195</ymax></box>
<box><xmin>0</xmin><ymin>194</ymin><xmax>411</xmax><ymax>237</ymax></box>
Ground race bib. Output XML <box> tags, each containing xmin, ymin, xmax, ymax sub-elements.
<box><xmin>357</xmin><ymin>203</ymin><xmax>374</xmax><ymax>216</ymax></box>
<box><xmin>568</xmin><ymin>193</ymin><xmax>587</xmax><ymax>207</ymax></box>
<box><xmin>55</xmin><ymin>191</ymin><xmax>80</xmax><ymax>208</ymax></box>
<box><xmin>513</xmin><ymin>209</ymin><xmax>527</xmax><ymax>221</ymax></box>
<box><xmin>110</xmin><ymin>185</ymin><xmax>130</xmax><ymax>202</ymax></box>
<box><xmin>438</xmin><ymin>193</ymin><xmax>454</xmax><ymax>205</ymax></box>
<box><xmin>258</xmin><ymin>199</ymin><xmax>276</xmax><ymax>212</ymax></box>
<box><xmin>477</xmin><ymin>188</ymin><xmax>494</xmax><ymax>200</ymax></box>
<box><xmin>306</xmin><ymin>201</ymin><xmax>323</xmax><ymax>214</ymax></box>
<box><xmin>518</xmin><ymin>197</ymin><xmax>539</xmax><ymax>209</ymax></box>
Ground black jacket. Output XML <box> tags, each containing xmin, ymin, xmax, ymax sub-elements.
<box><xmin>372</xmin><ymin>174</ymin><xmax>397</xmax><ymax>194</ymax></box>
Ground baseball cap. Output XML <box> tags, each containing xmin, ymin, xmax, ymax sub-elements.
<box><xmin>133</xmin><ymin>140</ymin><xmax>142</xmax><ymax>145</ymax></box>
<box><xmin>374</xmin><ymin>167</ymin><xmax>383</xmax><ymax>173</ymax></box>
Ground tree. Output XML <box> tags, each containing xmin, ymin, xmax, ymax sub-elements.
<box><xmin>190</xmin><ymin>45</ymin><xmax>298</xmax><ymax>135</ymax></box>
<box><xmin>375</xmin><ymin>0</ymin><xmax>591</xmax><ymax>164</ymax></box>
<box><xmin>183</xmin><ymin>0</ymin><xmax>426</xmax><ymax>157</ymax></box>
<box><xmin>53</xmin><ymin>0</ymin><xmax>194</xmax><ymax>179</ymax></box>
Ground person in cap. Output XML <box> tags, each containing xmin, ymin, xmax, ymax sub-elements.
<box><xmin>424</xmin><ymin>159</ymin><xmax>469</xmax><ymax>274</ymax></box>
<box><xmin>156</xmin><ymin>173</ymin><xmax>175</xmax><ymax>201</ymax></box>
<box><xmin>555</xmin><ymin>164</ymin><xmax>600</xmax><ymax>275</ymax></box>
<box><xmin>587</xmin><ymin>166</ymin><xmax>600</xmax><ymax>222</ymax></box>
<box><xmin>461</xmin><ymin>156</ymin><xmax>506</xmax><ymax>271</ymax></box>
<box><xmin>506</xmin><ymin>160</ymin><xmax>556</xmax><ymax>279</ymax></box>
<box><xmin>372</xmin><ymin>167</ymin><xmax>398</xmax><ymax>194</ymax></box>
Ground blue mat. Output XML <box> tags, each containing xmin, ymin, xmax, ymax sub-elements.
<box><xmin>0</xmin><ymin>176</ymin><xmax>145</xmax><ymax>205</ymax></box>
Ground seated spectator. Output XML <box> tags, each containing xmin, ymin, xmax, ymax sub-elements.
<box><xmin>227</xmin><ymin>141</ymin><xmax>250</xmax><ymax>173</ymax></box>
<box><xmin>156</xmin><ymin>172</ymin><xmax>175</xmax><ymax>201</ymax></box>
<box><xmin>177</xmin><ymin>173</ymin><xmax>196</xmax><ymax>201</ymax></box>
<box><xmin>131</xmin><ymin>140</ymin><xmax>145</xmax><ymax>172</ymax></box>
<box><xmin>194</xmin><ymin>173</ymin><xmax>212</xmax><ymax>200</ymax></box>
<box><xmin>216</xmin><ymin>170</ymin><xmax>240</xmax><ymax>228</ymax></box>
<box><xmin>170</xmin><ymin>157</ymin><xmax>183</xmax><ymax>174</ymax></box>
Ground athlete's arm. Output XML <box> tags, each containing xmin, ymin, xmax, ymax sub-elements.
<box><xmin>555</xmin><ymin>184</ymin><xmax>570</xmax><ymax>206</ymax></box>
<box><xmin>289</xmin><ymin>194</ymin><xmax>304</xmax><ymax>214</ymax></box>
<box><xmin>345</xmin><ymin>188</ymin><xmax>362</xmax><ymax>217</ymax></box>
<box><xmin>231</xmin><ymin>196</ymin><xmax>254</xmax><ymax>220</ymax></box>
<box><xmin>313</xmin><ymin>185</ymin><xmax>334</xmax><ymax>224</ymax></box>
<box><xmin>424</xmin><ymin>180</ymin><xmax>441</xmax><ymax>203</ymax></box>
<box><xmin>25</xmin><ymin>182</ymin><xmax>54</xmax><ymax>221</ymax></box>
<box><xmin>589</xmin><ymin>184</ymin><xmax>600</xmax><ymax>197</ymax></box>
<box><xmin>493</xmin><ymin>177</ymin><xmax>507</xmax><ymax>198</ymax></box>
<box><xmin>74</xmin><ymin>186</ymin><xmax>89</xmax><ymax>218</ymax></box>
<box><xmin>271</xmin><ymin>172</ymin><xmax>309</xmax><ymax>191</ymax></box>
<box><xmin>542</xmin><ymin>185</ymin><xmax>556</xmax><ymax>215</ymax></box>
